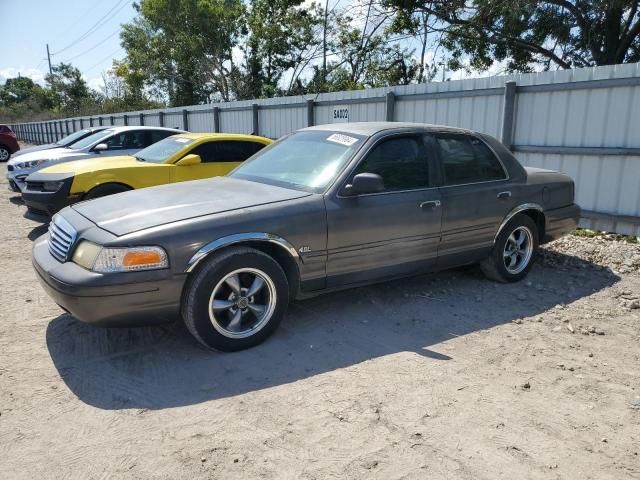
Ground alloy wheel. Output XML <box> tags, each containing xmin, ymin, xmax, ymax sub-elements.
<box><xmin>503</xmin><ymin>226</ymin><xmax>533</xmax><ymax>274</ymax></box>
<box><xmin>208</xmin><ymin>268</ymin><xmax>277</xmax><ymax>339</ymax></box>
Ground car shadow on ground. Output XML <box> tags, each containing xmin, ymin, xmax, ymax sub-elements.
<box><xmin>28</xmin><ymin>224</ymin><xmax>49</xmax><ymax>241</ymax></box>
<box><xmin>9</xmin><ymin>195</ymin><xmax>23</xmax><ymax>205</ymax></box>
<box><xmin>46</xmin><ymin>251</ymin><xmax>619</xmax><ymax>410</ymax></box>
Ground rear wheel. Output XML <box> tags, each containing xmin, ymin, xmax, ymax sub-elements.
<box><xmin>481</xmin><ymin>214</ymin><xmax>538</xmax><ymax>283</ymax></box>
<box><xmin>84</xmin><ymin>183</ymin><xmax>131</xmax><ymax>200</ymax></box>
<box><xmin>0</xmin><ymin>146</ymin><xmax>10</xmax><ymax>162</ymax></box>
<box><xmin>181</xmin><ymin>247</ymin><xmax>289</xmax><ymax>351</ymax></box>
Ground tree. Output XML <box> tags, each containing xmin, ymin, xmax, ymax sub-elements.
<box><xmin>385</xmin><ymin>1</ymin><xmax>640</xmax><ymax>72</ymax></box>
<box><xmin>46</xmin><ymin>63</ymin><xmax>96</xmax><ymax>114</ymax></box>
<box><xmin>241</xmin><ymin>0</ymin><xmax>323</xmax><ymax>98</ymax></box>
<box><xmin>120</xmin><ymin>0</ymin><xmax>245</xmax><ymax>105</ymax></box>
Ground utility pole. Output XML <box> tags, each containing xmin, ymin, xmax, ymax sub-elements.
<box><xmin>46</xmin><ymin>44</ymin><xmax>53</xmax><ymax>75</ymax></box>
<box><xmin>322</xmin><ymin>0</ymin><xmax>329</xmax><ymax>86</ymax></box>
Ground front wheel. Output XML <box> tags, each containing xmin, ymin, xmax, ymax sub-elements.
<box><xmin>0</xmin><ymin>146</ymin><xmax>10</xmax><ymax>162</ymax></box>
<box><xmin>181</xmin><ymin>247</ymin><xmax>289</xmax><ymax>351</ymax></box>
<box><xmin>480</xmin><ymin>214</ymin><xmax>538</xmax><ymax>283</ymax></box>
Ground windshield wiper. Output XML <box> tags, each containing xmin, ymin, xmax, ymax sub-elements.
<box><xmin>134</xmin><ymin>155</ymin><xmax>146</xmax><ymax>162</ymax></box>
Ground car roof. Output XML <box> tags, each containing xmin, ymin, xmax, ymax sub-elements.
<box><xmin>102</xmin><ymin>126</ymin><xmax>187</xmax><ymax>133</ymax></box>
<box><xmin>301</xmin><ymin>121</ymin><xmax>475</xmax><ymax>137</ymax></box>
<box><xmin>172</xmin><ymin>132</ymin><xmax>270</xmax><ymax>142</ymax></box>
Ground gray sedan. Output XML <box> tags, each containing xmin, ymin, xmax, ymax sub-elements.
<box><xmin>33</xmin><ymin>122</ymin><xmax>580</xmax><ymax>351</ymax></box>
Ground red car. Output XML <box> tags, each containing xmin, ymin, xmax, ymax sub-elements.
<box><xmin>0</xmin><ymin>125</ymin><xmax>20</xmax><ymax>162</ymax></box>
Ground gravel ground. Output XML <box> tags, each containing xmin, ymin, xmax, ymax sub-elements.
<box><xmin>1</xmin><ymin>152</ymin><xmax>639</xmax><ymax>480</ymax></box>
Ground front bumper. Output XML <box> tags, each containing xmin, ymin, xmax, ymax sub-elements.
<box><xmin>21</xmin><ymin>176</ymin><xmax>75</xmax><ymax>217</ymax></box>
<box><xmin>6</xmin><ymin>169</ymin><xmax>27</xmax><ymax>193</ymax></box>
<box><xmin>542</xmin><ymin>203</ymin><xmax>581</xmax><ymax>243</ymax></box>
<box><xmin>32</xmin><ymin>234</ymin><xmax>185</xmax><ymax>327</ymax></box>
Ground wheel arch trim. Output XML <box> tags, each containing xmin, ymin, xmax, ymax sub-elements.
<box><xmin>493</xmin><ymin>203</ymin><xmax>544</xmax><ymax>244</ymax></box>
<box><xmin>185</xmin><ymin>232</ymin><xmax>301</xmax><ymax>273</ymax></box>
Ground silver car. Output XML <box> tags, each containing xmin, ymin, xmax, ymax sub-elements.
<box><xmin>7</xmin><ymin>126</ymin><xmax>186</xmax><ymax>192</ymax></box>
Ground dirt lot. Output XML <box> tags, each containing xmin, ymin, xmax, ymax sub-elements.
<box><xmin>0</xmin><ymin>153</ymin><xmax>639</xmax><ymax>479</ymax></box>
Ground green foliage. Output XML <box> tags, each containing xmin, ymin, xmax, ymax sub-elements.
<box><xmin>385</xmin><ymin>0</ymin><xmax>640</xmax><ymax>72</ymax></box>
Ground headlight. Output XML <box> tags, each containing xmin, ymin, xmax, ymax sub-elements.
<box><xmin>17</xmin><ymin>159</ymin><xmax>47</xmax><ymax>169</ymax></box>
<box><xmin>72</xmin><ymin>241</ymin><xmax>169</xmax><ymax>272</ymax></box>
<box><xmin>43</xmin><ymin>180</ymin><xmax>64</xmax><ymax>192</ymax></box>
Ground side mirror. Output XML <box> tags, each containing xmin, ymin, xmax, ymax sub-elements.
<box><xmin>93</xmin><ymin>143</ymin><xmax>108</xmax><ymax>152</ymax></box>
<box><xmin>343</xmin><ymin>173</ymin><xmax>385</xmax><ymax>196</ymax></box>
<box><xmin>176</xmin><ymin>154</ymin><xmax>202</xmax><ymax>166</ymax></box>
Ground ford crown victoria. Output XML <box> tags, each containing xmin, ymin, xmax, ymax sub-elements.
<box><xmin>32</xmin><ymin>122</ymin><xmax>580</xmax><ymax>351</ymax></box>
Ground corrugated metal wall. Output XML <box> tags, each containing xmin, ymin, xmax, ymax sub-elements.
<box><xmin>9</xmin><ymin>63</ymin><xmax>640</xmax><ymax>235</ymax></box>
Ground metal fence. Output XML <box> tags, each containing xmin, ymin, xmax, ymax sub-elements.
<box><xmin>8</xmin><ymin>63</ymin><xmax>640</xmax><ymax>235</ymax></box>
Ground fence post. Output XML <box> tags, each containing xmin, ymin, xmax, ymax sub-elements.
<box><xmin>385</xmin><ymin>92</ymin><xmax>395</xmax><ymax>122</ymax></box>
<box><xmin>501</xmin><ymin>81</ymin><xmax>517</xmax><ymax>150</ymax></box>
<box><xmin>182</xmin><ymin>109</ymin><xmax>189</xmax><ymax>131</ymax></box>
<box><xmin>159</xmin><ymin>111</ymin><xmax>165</xmax><ymax>127</ymax></box>
<box><xmin>139</xmin><ymin>113</ymin><xmax>145</xmax><ymax>126</ymax></box>
<box><xmin>252</xmin><ymin>104</ymin><xmax>259</xmax><ymax>135</ymax></box>
<box><xmin>213</xmin><ymin>107</ymin><xmax>220</xmax><ymax>132</ymax></box>
<box><xmin>79</xmin><ymin>118</ymin><xmax>84</xmax><ymax>129</ymax></box>
<box><xmin>89</xmin><ymin>117</ymin><xmax>93</xmax><ymax>127</ymax></box>
<box><xmin>123</xmin><ymin>114</ymin><xmax>129</xmax><ymax>126</ymax></box>
<box><xmin>306</xmin><ymin>99</ymin><xmax>314</xmax><ymax>127</ymax></box>
<box><xmin>110</xmin><ymin>116</ymin><xmax>115</xmax><ymax>126</ymax></box>
<box><xmin>98</xmin><ymin>116</ymin><xmax>103</xmax><ymax>126</ymax></box>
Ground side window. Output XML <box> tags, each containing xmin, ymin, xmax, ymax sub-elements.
<box><xmin>146</xmin><ymin>130</ymin><xmax>174</xmax><ymax>146</ymax></box>
<box><xmin>104</xmin><ymin>131</ymin><xmax>145</xmax><ymax>150</ymax></box>
<box><xmin>436</xmin><ymin>135</ymin><xmax>506</xmax><ymax>185</ymax></box>
<box><xmin>353</xmin><ymin>136</ymin><xmax>429</xmax><ymax>191</ymax></box>
<box><xmin>188</xmin><ymin>142</ymin><xmax>219</xmax><ymax>163</ymax></box>
<box><xmin>214</xmin><ymin>141</ymin><xmax>263</xmax><ymax>162</ymax></box>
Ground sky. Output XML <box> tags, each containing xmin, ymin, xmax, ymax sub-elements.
<box><xmin>1</xmin><ymin>0</ymin><xmax>137</xmax><ymax>92</ymax></box>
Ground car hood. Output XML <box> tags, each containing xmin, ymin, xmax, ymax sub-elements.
<box><xmin>12</xmin><ymin>143</ymin><xmax>56</xmax><ymax>157</ymax></box>
<box><xmin>8</xmin><ymin>147</ymin><xmax>75</xmax><ymax>166</ymax></box>
<box><xmin>38</xmin><ymin>155</ymin><xmax>143</xmax><ymax>175</ymax></box>
<box><xmin>71</xmin><ymin>176</ymin><xmax>312</xmax><ymax>236</ymax></box>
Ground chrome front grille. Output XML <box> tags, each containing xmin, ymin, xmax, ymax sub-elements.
<box><xmin>48</xmin><ymin>215</ymin><xmax>77</xmax><ymax>262</ymax></box>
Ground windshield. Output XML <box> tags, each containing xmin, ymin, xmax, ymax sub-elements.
<box><xmin>69</xmin><ymin>129</ymin><xmax>114</xmax><ymax>150</ymax></box>
<box><xmin>136</xmin><ymin>136</ymin><xmax>194</xmax><ymax>163</ymax></box>
<box><xmin>230</xmin><ymin>130</ymin><xmax>365</xmax><ymax>192</ymax></box>
<box><xmin>56</xmin><ymin>129</ymin><xmax>97</xmax><ymax>147</ymax></box>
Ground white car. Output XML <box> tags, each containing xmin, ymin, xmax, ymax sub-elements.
<box><xmin>7</xmin><ymin>126</ymin><xmax>186</xmax><ymax>192</ymax></box>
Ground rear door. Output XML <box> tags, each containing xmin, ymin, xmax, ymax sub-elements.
<box><xmin>434</xmin><ymin>133</ymin><xmax>515</xmax><ymax>265</ymax></box>
<box><xmin>325</xmin><ymin>134</ymin><xmax>442</xmax><ymax>287</ymax></box>
<box><xmin>97</xmin><ymin>130</ymin><xmax>147</xmax><ymax>158</ymax></box>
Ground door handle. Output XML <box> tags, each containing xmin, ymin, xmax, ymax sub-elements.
<box><xmin>497</xmin><ymin>191</ymin><xmax>512</xmax><ymax>199</ymax></box>
<box><xmin>420</xmin><ymin>200</ymin><xmax>441</xmax><ymax>209</ymax></box>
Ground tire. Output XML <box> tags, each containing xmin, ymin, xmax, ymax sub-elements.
<box><xmin>0</xmin><ymin>145</ymin><xmax>10</xmax><ymax>162</ymax></box>
<box><xmin>84</xmin><ymin>183</ymin><xmax>131</xmax><ymax>200</ymax></box>
<box><xmin>181</xmin><ymin>246</ymin><xmax>289</xmax><ymax>351</ymax></box>
<box><xmin>480</xmin><ymin>213</ymin><xmax>538</xmax><ymax>283</ymax></box>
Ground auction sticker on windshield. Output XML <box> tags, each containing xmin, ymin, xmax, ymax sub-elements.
<box><xmin>326</xmin><ymin>133</ymin><xmax>358</xmax><ymax>147</ymax></box>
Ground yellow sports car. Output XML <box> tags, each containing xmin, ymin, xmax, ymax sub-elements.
<box><xmin>21</xmin><ymin>133</ymin><xmax>272</xmax><ymax>217</ymax></box>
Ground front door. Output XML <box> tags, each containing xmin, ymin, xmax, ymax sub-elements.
<box><xmin>171</xmin><ymin>140</ymin><xmax>260</xmax><ymax>183</ymax></box>
<box><xmin>325</xmin><ymin>134</ymin><xmax>442</xmax><ymax>287</ymax></box>
<box><xmin>433</xmin><ymin>133</ymin><xmax>516</xmax><ymax>265</ymax></box>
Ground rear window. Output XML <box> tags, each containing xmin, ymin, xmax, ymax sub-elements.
<box><xmin>436</xmin><ymin>134</ymin><xmax>506</xmax><ymax>185</ymax></box>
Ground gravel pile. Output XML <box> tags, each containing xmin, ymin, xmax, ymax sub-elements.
<box><xmin>539</xmin><ymin>233</ymin><xmax>640</xmax><ymax>274</ymax></box>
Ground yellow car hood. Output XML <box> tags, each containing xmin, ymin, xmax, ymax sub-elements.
<box><xmin>39</xmin><ymin>156</ymin><xmax>159</xmax><ymax>175</ymax></box>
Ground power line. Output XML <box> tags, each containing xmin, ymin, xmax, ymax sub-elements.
<box><xmin>62</xmin><ymin>29</ymin><xmax>122</xmax><ymax>63</ymax></box>
<box><xmin>84</xmin><ymin>48</ymin><xmax>125</xmax><ymax>74</ymax></box>
<box><xmin>51</xmin><ymin>0</ymin><xmax>128</xmax><ymax>56</ymax></box>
